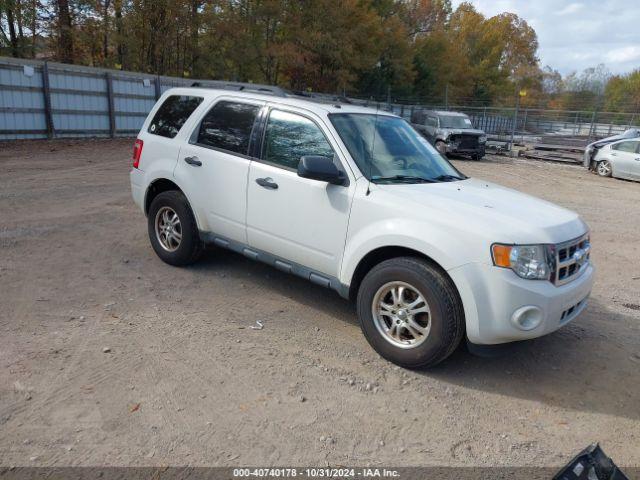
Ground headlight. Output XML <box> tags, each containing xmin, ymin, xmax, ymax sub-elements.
<box><xmin>491</xmin><ymin>244</ymin><xmax>553</xmax><ymax>280</ymax></box>
<box><xmin>479</xmin><ymin>135</ymin><xmax>487</xmax><ymax>143</ymax></box>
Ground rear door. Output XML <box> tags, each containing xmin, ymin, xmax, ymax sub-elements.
<box><xmin>174</xmin><ymin>97</ymin><xmax>264</xmax><ymax>243</ymax></box>
<box><xmin>245</xmin><ymin>106</ymin><xmax>354</xmax><ymax>278</ymax></box>
<box><xmin>631</xmin><ymin>141</ymin><xmax>640</xmax><ymax>180</ymax></box>
<box><xmin>140</xmin><ymin>94</ymin><xmax>204</xmax><ymax>172</ymax></box>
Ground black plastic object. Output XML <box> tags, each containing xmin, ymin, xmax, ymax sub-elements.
<box><xmin>554</xmin><ymin>444</ymin><xmax>629</xmax><ymax>480</ymax></box>
<box><xmin>297</xmin><ymin>156</ymin><xmax>345</xmax><ymax>185</ymax></box>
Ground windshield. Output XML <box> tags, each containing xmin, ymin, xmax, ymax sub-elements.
<box><xmin>439</xmin><ymin>115</ymin><xmax>473</xmax><ymax>129</ymax></box>
<box><xmin>329</xmin><ymin>113</ymin><xmax>465</xmax><ymax>183</ymax></box>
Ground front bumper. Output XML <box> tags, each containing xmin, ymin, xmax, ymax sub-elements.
<box><xmin>583</xmin><ymin>146</ymin><xmax>595</xmax><ymax>168</ymax></box>
<box><xmin>446</xmin><ymin>142</ymin><xmax>485</xmax><ymax>156</ymax></box>
<box><xmin>448</xmin><ymin>261</ymin><xmax>594</xmax><ymax>345</ymax></box>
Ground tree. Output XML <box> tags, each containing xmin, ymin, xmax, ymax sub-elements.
<box><xmin>605</xmin><ymin>70</ymin><xmax>640</xmax><ymax>114</ymax></box>
<box><xmin>55</xmin><ymin>0</ymin><xmax>73</xmax><ymax>62</ymax></box>
<box><xmin>1</xmin><ymin>0</ymin><xmax>37</xmax><ymax>57</ymax></box>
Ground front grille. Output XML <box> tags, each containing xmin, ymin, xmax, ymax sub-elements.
<box><xmin>450</xmin><ymin>134</ymin><xmax>479</xmax><ymax>149</ymax></box>
<box><xmin>553</xmin><ymin>234</ymin><xmax>591</xmax><ymax>286</ymax></box>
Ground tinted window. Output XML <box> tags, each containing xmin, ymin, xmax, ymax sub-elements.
<box><xmin>148</xmin><ymin>95</ymin><xmax>203</xmax><ymax>138</ymax></box>
<box><xmin>411</xmin><ymin>111</ymin><xmax>425</xmax><ymax>124</ymax></box>
<box><xmin>263</xmin><ymin>110</ymin><xmax>334</xmax><ymax>169</ymax></box>
<box><xmin>197</xmin><ymin>101</ymin><xmax>260</xmax><ymax>155</ymax></box>
<box><xmin>426</xmin><ymin>116</ymin><xmax>438</xmax><ymax>127</ymax></box>
<box><xmin>612</xmin><ymin>141</ymin><xmax>638</xmax><ymax>153</ymax></box>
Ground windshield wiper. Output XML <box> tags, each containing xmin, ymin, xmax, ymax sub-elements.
<box><xmin>431</xmin><ymin>174</ymin><xmax>466</xmax><ymax>182</ymax></box>
<box><xmin>371</xmin><ymin>175</ymin><xmax>436</xmax><ymax>184</ymax></box>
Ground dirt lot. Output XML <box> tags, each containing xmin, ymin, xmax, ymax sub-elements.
<box><xmin>0</xmin><ymin>139</ymin><xmax>639</xmax><ymax>468</ymax></box>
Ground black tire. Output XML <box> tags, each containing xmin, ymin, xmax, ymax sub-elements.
<box><xmin>356</xmin><ymin>257</ymin><xmax>465</xmax><ymax>368</ymax></box>
<box><xmin>435</xmin><ymin>140</ymin><xmax>447</xmax><ymax>156</ymax></box>
<box><xmin>147</xmin><ymin>190</ymin><xmax>204</xmax><ymax>266</ymax></box>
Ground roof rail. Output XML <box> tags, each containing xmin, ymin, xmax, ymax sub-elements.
<box><xmin>187</xmin><ymin>81</ymin><xmax>354</xmax><ymax>106</ymax></box>
<box><xmin>190</xmin><ymin>80</ymin><xmax>288</xmax><ymax>97</ymax></box>
<box><xmin>290</xmin><ymin>91</ymin><xmax>353</xmax><ymax>104</ymax></box>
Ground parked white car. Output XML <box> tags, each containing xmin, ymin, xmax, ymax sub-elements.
<box><xmin>130</xmin><ymin>86</ymin><xmax>594</xmax><ymax>368</ymax></box>
<box><xmin>593</xmin><ymin>138</ymin><xmax>640</xmax><ymax>181</ymax></box>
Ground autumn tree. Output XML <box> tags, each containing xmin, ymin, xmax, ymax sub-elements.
<box><xmin>0</xmin><ymin>0</ymin><xmax>40</xmax><ymax>58</ymax></box>
<box><xmin>604</xmin><ymin>70</ymin><xmax>640</xmax><ymax>114</ymax></box>
<box><xmin>3</xmin><ymin>0</ymin><xmax>634</xmax><ymax>114</ymax></box>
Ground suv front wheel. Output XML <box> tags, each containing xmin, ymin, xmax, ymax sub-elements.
<box><xmin>357</xmin><ymin>257</ymin><xmax>464</xmax><ymax>368</ymax></box>
<box><xmin>148</xmin><ymin>190</ymin><xmax>204</xmax><ymax>266</ymax></box>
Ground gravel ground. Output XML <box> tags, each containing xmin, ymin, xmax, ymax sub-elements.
<box><xmin>0</xmin><ymin>139</ymin><xmax>639</xmax><ymax>468</ymax></box>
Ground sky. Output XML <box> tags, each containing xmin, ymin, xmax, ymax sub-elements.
<box><xmin>450</xmin><ymin>0</ymin><xmax>640</xmax><ymax>76</ymax></box>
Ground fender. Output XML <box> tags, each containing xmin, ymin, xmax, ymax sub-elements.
<box><xmin>143</xmin><ymin>169</ymin><xmax>203</xmax><ymax>230</ymax></box>
<box><xmin>340</xmin><ymin>218</ymin><xmax>473</xmax><ymax>287</ymax></box>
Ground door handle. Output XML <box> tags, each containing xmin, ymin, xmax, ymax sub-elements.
<box><xmin>255</xmin><ymin>177</ymin><xmax>278</xmax><ymax>190</ymax></box>
<box><xmin>184</xmin><ymin>156</ymin><xmax>202</xmax><ymax>166</ymax></box>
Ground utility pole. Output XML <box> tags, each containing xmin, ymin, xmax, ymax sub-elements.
<box><xmin>586</xmin><ymin>109</ymin><xmax>597</xmax><ymax>143</ymax></box>
<box><xmin>509</xmin><ymin>93</ymin><xmax>521</xmax><ymax>152</ymax></box>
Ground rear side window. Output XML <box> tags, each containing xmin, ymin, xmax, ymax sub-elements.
<box><xmin>148</xmin><ymin>95</ymin><xmax>203</xmax><ymax>138</ymax></box>
<box><xmin>411</xmin><ymin>111</ymin><xmax>425</xmax><ymax>124</ymax></box>
<box><xmin>196</xmin><ymin>101</ymin><xmax>261</xmax><ymax>155</ymax></box>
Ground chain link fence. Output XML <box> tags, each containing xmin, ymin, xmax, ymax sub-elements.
<box><xmin>346</xmin><ymin>97</ymin><xmax>639</xmax><ymax>151</ymax></box>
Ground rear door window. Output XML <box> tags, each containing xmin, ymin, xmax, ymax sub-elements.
<box><xmin>148</xmin><ymin>95</ymin><xmax>203</xmax><ymax>138</ymax></box>
<box><xmin>196</xmin><ymin>101</ymin><xmax>261</xmax><ymax>156</ymax></box>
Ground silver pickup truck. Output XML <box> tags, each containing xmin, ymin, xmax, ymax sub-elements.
<box><xmin>411</xmin><ymin>110</ymin><xmax>487</xmax><ymax>160</ymax></box>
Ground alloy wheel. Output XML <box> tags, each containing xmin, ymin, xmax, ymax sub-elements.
<box><xmin>155</xmin><ymin>206</ymin><xmax>182</xmax><ymax>252</ymax></box>
<box><xmin>371</xmin><ymin>281</ymin><xmax>432</xmax><ymax>349</ymax></box>
<box><xmin>597</xmin><ymin>161</ymin><xmax>612</xmax><ymax>177</ymax></box>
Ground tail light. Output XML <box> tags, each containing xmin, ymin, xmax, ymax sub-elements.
<box><xmin>132</xmin><ymin>139</ymin><xmax>144</xmax><ymax>168</ymax></box>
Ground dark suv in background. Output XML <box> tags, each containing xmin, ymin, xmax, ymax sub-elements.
<box><xmin>411</xmin><ymin>110</ymin><xmax>486</xmax><ymax>160</ymax></box>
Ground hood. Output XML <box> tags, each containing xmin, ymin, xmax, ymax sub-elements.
<box><xmin>379</xmin><ymin>178</ymin><xmax>587</xmax><ymax>244</ymax></box>
<box><xmin>588</xmin><ymin>128</ymin><xmax>640</xmax><ymax>148</ymax></box>
<box><xmin>440</xmin><ymin>128</ymin><xmax>485</xmax><ymax>136</ymax></box>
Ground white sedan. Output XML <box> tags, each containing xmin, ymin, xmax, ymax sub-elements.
<box><xmin>594</xmin><ymin>138</ymin><xmax>640</xmax><ymax>181</ymax></box>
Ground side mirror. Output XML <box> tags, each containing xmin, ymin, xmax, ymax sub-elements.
<box><xmin>297</xmin><ymin>156</ymin><xmax>346</xmax><ymax>186</ymax></box>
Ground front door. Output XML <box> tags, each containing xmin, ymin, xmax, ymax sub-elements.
<box><xmin>611</xmin><ymin>140</ymin><xmax>640</xmax><ymax>180</ymax></box>
<box><xmin>246</xmin><ymin>107</ymin><xmax>354</xmax><ymax>277</ymax></box>
<box><xmin>174</xmin><ymin>98</ymin><xmax>264</xmax><ymax>243</ymax></box>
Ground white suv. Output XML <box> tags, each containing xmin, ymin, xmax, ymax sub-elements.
<box><xmin>130</xmin><ymin>86</ymin><xmax>594</xmax><ymax>368</ymax></box>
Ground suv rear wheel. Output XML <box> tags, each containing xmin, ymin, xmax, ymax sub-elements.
<box><xmin>148</xmin><ymin>190</ymin><xmax>203</xmax><ymax>266</ymax></box>
<box><xmin>356</xmin><ymin>257</ymin><xmax>464</xmax><ymax>368</ymax></box>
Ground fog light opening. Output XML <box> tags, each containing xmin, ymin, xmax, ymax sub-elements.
<box><xmin>511</xmin><ymin>306</ymin><xmax>543</xmax><ymax>331</ymax></box>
